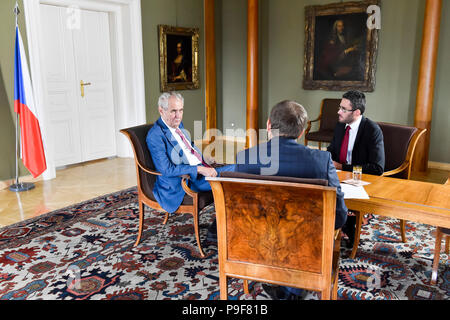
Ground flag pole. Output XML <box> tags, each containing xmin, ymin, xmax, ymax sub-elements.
<box><xmin>10</xmin><ymin>1</ymin><xmax>35</xmax><ymax>193</ymax></box>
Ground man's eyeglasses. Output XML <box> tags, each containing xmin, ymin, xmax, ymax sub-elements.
<box><xmin>338</xmin><ymin>106</ymin><xmax>355</xmax><ymax>113</ymax></box>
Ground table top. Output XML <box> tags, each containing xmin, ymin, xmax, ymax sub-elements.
<box><xmin>337</xmin><ymin>171</ymin><xmax>450</xmax><ymax>212</ymax></box>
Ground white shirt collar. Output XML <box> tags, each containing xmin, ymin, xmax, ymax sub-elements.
<box><xmin>161</xmin><ymin>117</ymin><xmax>177</xmax><ymax>131</ymax></box>
<box><xmin>346</xmin><ymin>115</ymin><xmax>362</xmax><ymax>132</ymax></box>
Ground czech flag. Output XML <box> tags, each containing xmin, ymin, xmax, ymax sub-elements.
<box><xmin>14</xmin><ymin>26</ymin><xmax>46</xmax><ymax>178</ymax></box>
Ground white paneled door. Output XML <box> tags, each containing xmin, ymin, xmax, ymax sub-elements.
<box><xmin>40</xmin><ymin>4</ymin><xmax>116</xmax><ymax>167</ymax></box>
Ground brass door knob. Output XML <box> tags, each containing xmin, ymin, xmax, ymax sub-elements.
<box><xmin>80</xmin><ymin>80</ymin><xmax>92</xmax><ymax>98</ymax></box>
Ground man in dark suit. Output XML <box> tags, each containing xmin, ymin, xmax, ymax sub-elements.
<box><xmin>327</xmin><ymin>90</ymin><xmax>385</xmax><ymax>247</ymax></box>
<box><xmin>327</xmin><ymin>90</ymin><xmax>384</xmax><ymax>175</ymax></box>
<box><xmin>236</xmin><ymin>100</ymin><xmax>348</xmax><ymax>300</ymax></box>
<box><xmin>146</xmin><ymin>92</ymin><xmax>234</xmax><ymax>234</ymax></box>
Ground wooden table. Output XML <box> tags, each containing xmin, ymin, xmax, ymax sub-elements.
<box><xmin>337</xmin><ymin>171</ymin><xmax>450</xmax><ymax>258</ymax></box>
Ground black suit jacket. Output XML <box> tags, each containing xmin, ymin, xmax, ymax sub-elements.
<box><xmin>327</xmin><ymin>116</ymin><xmax>385</xmax><ymax>176</ymax></box>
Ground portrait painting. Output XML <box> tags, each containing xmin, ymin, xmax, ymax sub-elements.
<box><xmin>158</xmin><ymin>25</ymin><xmax>200</xmax><ymax>91</ymax></box>
<box><xmin>303</xmin><ymin>0</ymin><xmax>380</xmax><ymax>92</ymax></box>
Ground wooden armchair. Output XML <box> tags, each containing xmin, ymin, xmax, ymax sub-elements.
<box><xmin>304</xmin><ymin>99</ymin><xmax>340</xmax><ymax>149</ymax></box>
<box><xmin>120</xmin><ymin>124</ymin><xmax>214</xmax><ymax>257</ymax></box>
<box><xmin>351</xmin><ymin>123</ymin><xmax>426</xmax><ymax>258</ymax></box>
<box><xmin>207</xmin><ymin>172</ymin><xmax>341</xmax><ymax>300</ymax></box>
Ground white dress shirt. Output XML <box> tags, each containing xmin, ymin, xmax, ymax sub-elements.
<box><xmin>345</xmin><ymin>116</ymin><xmax>362</xmax><ymax>165</ymax></box>
<box><xmin>161</xmin><ymin>118</ymin><xmax>201</xmax><ymax>166</ymax></box>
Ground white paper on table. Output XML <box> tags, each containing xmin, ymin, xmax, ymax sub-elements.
<box><xmin>340</xmin><ymin>183</ymin><xmax>370</xmax><ymax>199</ymax></box>
<box><xmin>342</xmin><ymin>179</ymin><xmax>371</xmax><ymax>187</ymax></box>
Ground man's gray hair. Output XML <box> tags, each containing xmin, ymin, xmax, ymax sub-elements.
<box><xmin>158</xmin><ymin>92</ymin><xmax>184</xmax><ymax>110</ymax></box>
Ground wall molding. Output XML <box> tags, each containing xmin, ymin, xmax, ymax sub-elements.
<box><xmin>428</xmin><ymin>161</ymin><xmax>450</xmax><ymax>171</ymax></box>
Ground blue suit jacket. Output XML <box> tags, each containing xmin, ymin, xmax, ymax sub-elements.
<box><xmin>236</xmin><ymin>137</ymin><xmax>348</xmax><ymax>229</ymax></box>
<box><xmin>146</xmin><ymin>118</ymin><xmax>203</xmax><ymax>213</ymax></box>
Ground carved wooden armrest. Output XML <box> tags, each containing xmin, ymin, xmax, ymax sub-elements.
<box><xmin>305</xmin><ymin>118</ymin><xmax>321</xmax><ymax>135</ymax></box>
<box><xmin>181</xmin><ymin>175</ymin><xmax>198</xmax><ymax>198</ymax></box>
<box><xmin>382</xmin><ymin>161</ymin><xmax>410</xmax><ymax>177</ymax></box>
<box><xmin>136</xmin><ymin>160</ymin><xmax>161</xmax><ymax>176</ymax></box>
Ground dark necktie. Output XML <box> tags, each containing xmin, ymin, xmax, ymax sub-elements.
<box><xmin>339</xmin><ymin>126</ymin><xmax>351</xmax><ymax>164</ymax></box>
<box><xmin>175</xmin><ymin>128</ymin><xmax>211</xmax><ymax>168</ymax></box>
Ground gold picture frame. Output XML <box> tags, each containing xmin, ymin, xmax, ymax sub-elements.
<box><xmin>303</xmin><ymin>0</ymin><xmax>380</xmax><ymax>92</ymax></box>
<box><xmin>158</xmin><ymin>25</ymin><xmax>200</xmax><ymax>92</ymax></box>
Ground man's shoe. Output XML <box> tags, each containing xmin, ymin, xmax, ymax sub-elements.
<box><xmin>207</xmin><ymin>219</ymin><xmax>217</xmax><ymax>235</ymax></box>
<box><xmin>262</xmin><ymin>284</ymin><xmax>289</xmax><ymax>300</ymax></box>
<box><xmin>206</xmin><ymin>219</ymin><xmax>217</xmax><ymax>242</ymax></box>
<box><xmin>342</xmin><ymin>215</ymin><xmax>356</xmax><ymax>249</ymax></box>
<box><xmin>206</xmin><ymin>231</ymin><xmax>217</xmax><ymax>242</ymax></box>
<box><xmin>285</xmin><ymin>288</ymin><xmax>307</xmax><ymax>300</ymax></box>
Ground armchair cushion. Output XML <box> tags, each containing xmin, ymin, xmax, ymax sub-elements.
<box><xmin>305</xmin><ymin>130</ymin><xmax>335</xmax><ymax>143</ymax></box>
<box><xmin>378</xmin><ymin>122</ymin><xmax>417</xmax><ymax>173</ymax></box>
<box><xmin>125</xmin><ymin>124</ymin><xmax>158</xmax><ymax>200</ymax></box>
<box><xmin>319</xmin><ymin>99</ymin><xmax>341</xmax><ymax>131</ymax></box>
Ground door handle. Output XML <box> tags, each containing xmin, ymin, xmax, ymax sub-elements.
<box><xmin>80</xmin><ymin>80</ymin><xmax>92</xmax><ymax>98</ymax></box>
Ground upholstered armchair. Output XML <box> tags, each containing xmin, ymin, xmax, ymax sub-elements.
<box><xmin>351</xmin><ymin>122</ymin><xmax>426</xmax><ymax>259</ymax></box>
<box><xmin>304</xmin><ymin>99</ymin><xmax>341</xmax><ymax>150</ymax></box>
<box><xmin>120</xmin><ymin>124</ymin><xmax>214</xmax><ymax>257</ymax></box>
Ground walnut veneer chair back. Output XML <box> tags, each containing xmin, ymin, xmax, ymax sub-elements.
<box><xmin>120</xmin><ymin>124</ymin><xmax>212</xmax><ymax>257</ymax></box>
<box><xmin>304</xmin><ymin>99</ymin><xmax>341</xmax><ymax>149</ymax></box>
<box><xmin>208</xmin><ymin>172</ymin><xmax>341</xmax><ymax>300</ymax></box>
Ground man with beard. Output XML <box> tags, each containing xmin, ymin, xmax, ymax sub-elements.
<box><xmin>327</xmin><ymin>90</ymin><xmax>385</xmax><ymax>247</ymax></box>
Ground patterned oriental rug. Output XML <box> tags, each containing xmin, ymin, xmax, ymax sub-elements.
<box><xmin>0</xmin><ymin>187</ymin><xmax>448</xmax><ymax>300</ymax></box>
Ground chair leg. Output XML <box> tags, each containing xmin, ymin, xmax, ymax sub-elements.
<box><xmin>350</xmin><ymin>211</ymin><xmax>363</xmax><ymax>259</ymax></box>
<box><xmin>192</xmin><ymin>210</ymin><xmax>206</xmax><ymax>258</ymax></box>
<box><xmin>318</xmin><ymin>142</ymin><xmax>322</xmax><ymax>150</ymax></box>
<box><xmin>134</xmin><ymin>201</ymin><xmax>145</xmax><ymax>247</ymax></box>
<box><xmin>445</xmin><ymin>235</ymin><xmax>449</xmax><ymax>255</ymax></box>
<box><xmin>332</xmin><ymin>275</ymin><xmax>338</xmax><ymax>300</ymax></box>
<box><xmin>243</xmin><ymin>280</ymin><xmax>249</xmax><ymax>295</ymax></box>
<box><xmin>431</xmin><ymin>227</ymin><xmax>443</xmax><ymax>285</ymax></box>
<box><xmin>220</xmin><ymin>275</ymin><xmax>228</xmax><ymax>300</ymax></box>
<box><xmin>400</xmin><ymin>219</ymin><xmax>407</xmax><ymax>243</ymax></box>
<box><xmin>321</xmin><ymin>287</ymin><xmax>331</xmax><ymax>300</ymax></box>
<box><xmin>162</xmin><ymin>212</ymin><xmax>169</xmax><ymax>225</ymax></box>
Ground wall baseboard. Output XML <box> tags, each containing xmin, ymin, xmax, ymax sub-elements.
<box><xmin>0</xmin><ymin>175</ymin><xmax>42</xmax><ymax>191</ymax></box>
<box><xmin>428</xmin><ymin>161</ymin><xmax>450</xmax><ymax>171</ymax></box>
<box><xmin>1</xmin><ymin>157</ymin><xmax>448</xmax><ymax>191</ymax></box>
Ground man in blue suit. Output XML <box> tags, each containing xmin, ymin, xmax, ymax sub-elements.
<box><xmin>146</xmin><ymin>92</ymin><xmax>234</xmax><ymax>232</ymax></box>
<box><xmin>235</xmin><ymin>100</ymin><xmax>348</xmax><ymax>300</ymax></box>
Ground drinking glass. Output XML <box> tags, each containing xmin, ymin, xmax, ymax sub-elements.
<box><xmin>352</xmin><ymin>165</ymin><xmax>362</xmax><ymax>182</ymax></box>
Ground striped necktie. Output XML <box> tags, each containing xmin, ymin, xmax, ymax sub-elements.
<box><xmin>175</xmin><ymin>128</ymin><xmax>211</xmax><ymax>168</ymax></box>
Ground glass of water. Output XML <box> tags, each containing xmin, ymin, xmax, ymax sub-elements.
<box><xmin>352</xmin><ymin>165</ymin><xmax>362</xmax><ymax>182</ymax></box>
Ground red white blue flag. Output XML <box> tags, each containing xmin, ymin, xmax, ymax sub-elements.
<box><xmin>14</xmin><ymin>26</ymin><xmax>46</xmax><ymax>178</ymax></box>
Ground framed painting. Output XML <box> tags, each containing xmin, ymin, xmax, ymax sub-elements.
<box><xmin>303</xmin><ymin>0</ymin><xmax>380</xmax><ymax>92</ymax></box>
<box><xmin>158</xmin><ymin>25</ymin><xmax>200</xmax><ymax>91</ymax></box>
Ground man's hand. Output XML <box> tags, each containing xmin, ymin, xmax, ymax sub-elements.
<box><xmin>197</xmin><ymin>166</ymin><xmax>218</xmax><ymax>177</ymax></box>
<box><xmin>333</xmin><ymin>161</ymin><xmax>343</xmax><ymax>170</ymax></box>
<box><xmin>203</xmin><ymin>155</ymin><xmax>217</xmax><ymax>167</ymax></box>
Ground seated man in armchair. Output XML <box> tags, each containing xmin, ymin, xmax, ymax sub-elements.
<box><xmin>146</xmin><ymin>92</ymin><xmax>234</xmax><ymax>238</ymax></box>
<box><xmin>235</xmin><ymin>100</ymin><xmax>348</xmax><ymax>300</ymax></box>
